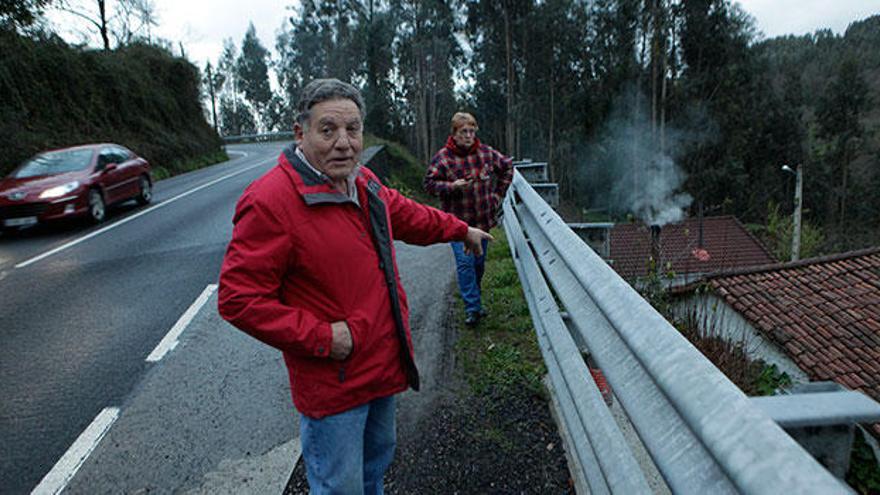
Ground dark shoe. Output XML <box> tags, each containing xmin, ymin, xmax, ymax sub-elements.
<box><xmin>465</xmin><ymin>312</ymin><xmax>480</xmax><ymax>326</ymax></box>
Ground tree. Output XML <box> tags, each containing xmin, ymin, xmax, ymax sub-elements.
<box><xmin>52</xmin><ymin>0</ymin><xmax>157</xmax><ymax>50</ymax></box>
<box><xmin>0</xmin><ymin>0</ymin><xmax>53</xmax><ymax>30</ymax></box>
<box><xmin>360</xmin><ymin>0</ymin><xmax>399</xmax><ymax>140</ymax></box>
<box><xmin>55</xmin><ymin>0</ymin><xmax>110</xmax><ymax>49</ymax></box>
<box><xmin>276</xmin><ymin>0</ymin><xmax>335</xmax><ymax>125</ymax></box>
<box><xmin>466</xmin><ymin>0</ymin><xmax>534</xmax><ymax>155</ymax></box>
<box><xmin>511</xmin><ymin>0</ymin><xmax>589</xmax><ymax>195</ymax></box>
<box><xmin>675</xmin><ymin>0</ymin><xmax>767</xmax><ymax>215</ymax></box>
<box><xmin>203</xmin><ymin>61</ymin><xmax>222</xmax><ymax>133</ymax></box>
<box><xmin>816</xmin><ymin>57</ymin><xmax>867</xmax><ymax>241</ymax></box>
<box><xmin>216</xmin><ymin>38</ymin><xmax>253</xmax><ymax>136</ymax></box>
<box><xmin>395</xmin><ymin>0</ymin><xmax>461</xmax><ymax>160</ymax></box>
<box><xmin>113</xmin><ymin>0</ymin><xmax>157</xmax><ymax>45</ymax></box>
<box><xmin>236</xmin><ymin>23</ymin><xmax>272</xmax><ymax>128</ymax></box>
<box><xmin>219</xmin><ymin>95</ymin><xmax>257</xmax><ymax>136</ymax></box>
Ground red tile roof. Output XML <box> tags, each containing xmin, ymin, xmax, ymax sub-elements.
<box><xmin>676</xmin><ymin>247</ymin><xmax>880</xmax><ymax>437</ymax></box>
<box><xmin>609</xmin><ymin>216</ymin><xmax>776</xmax><ymax>280</ymax></box>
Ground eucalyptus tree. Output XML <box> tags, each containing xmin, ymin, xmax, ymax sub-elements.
<box><xmin>464</xmin><ymin>0</ymin><xmax>536</xmax><ymax>155</ymax></box>
<box><xmin>236</xmin><ymin>23</ymin><xmax>272</xmax><ymax>129</ymax></box>
<box><xmin>393</xmin><ymin>0</ymin><xmax>461</xmax><ymax>161</ymax></box>
<box><xmin>217</xmin><ymin>38</ymin><xmax>252</xmax><ymax>136</ymax></box>
<box><xmin>816</xmin><ymin>57</ymin><xmax>868</xmax><ymax>240</ymax></box>
<box><xmin>359</xmin><ymin>0</ymin><xmax>399</xmax><ymax>140</ymax></box>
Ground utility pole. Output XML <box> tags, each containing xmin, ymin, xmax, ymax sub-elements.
<box><xmin>792</xmin><ymin>163</ymin><xmax>803</xmax><ymax>261</ymax></box>
<box><xmin>783</xmin><ymin>164</ymin><xmax>803</xmax><ymax>262</ymax></box>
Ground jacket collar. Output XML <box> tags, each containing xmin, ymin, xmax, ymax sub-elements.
<box><xmin>444</xmin><ymin>135</ymin><xmax>481</xmax><ymax>157</ymax></box>
<box><xmin>281</xmin><ymin>144</ymin><xmax>362</xmax><ymax>206</ymax></box>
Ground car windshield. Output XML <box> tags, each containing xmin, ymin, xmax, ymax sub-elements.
<box><xmin>13</xmin><ymin>149</ymin><xmax>94</xmax><ymax>178</ymax></box>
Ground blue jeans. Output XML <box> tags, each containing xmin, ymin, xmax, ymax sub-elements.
<box><xmin>299</xmin><ymin>395</ymin><xmax>396</xmax><ymax>495</ymax></box>
<box><xmin>450</xmin><ymin>239</ymin><xmax>489</xmax><ymax>315</ymax></box>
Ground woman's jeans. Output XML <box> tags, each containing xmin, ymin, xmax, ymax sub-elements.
<box><xmin>450</xmin><ymin>239</ymin><xmax>489</xmax><ymax>315</ymax></box>
<box><xmin>299</xmin><ymin>395</ymin><xmax>396</xmax><ymax>495</ymax></box>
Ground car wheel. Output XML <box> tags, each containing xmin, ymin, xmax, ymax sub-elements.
<box><xmin>136</xmin><ymin>175</ymin><xmax>152</xmax><ymax>205</ymax></box>
<box><xmin>88</xmin><ymin>189</ymin><xmax>106</xmax><ymax>223</ymax></box>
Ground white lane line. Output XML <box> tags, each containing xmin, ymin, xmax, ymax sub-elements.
<box><xmin>146</xmin><ymin>284</ymin><xmax>218</xmax><ymax>362</ymax></box>
<box><xmin>31</xmin><ymin>407</ymin><xmax>120</xmax><ymax>495</ymax></box>
<box><xmin>15</xmin><ymin>159</ymin><xmax>273</xmax><ymax>269</ymax></box>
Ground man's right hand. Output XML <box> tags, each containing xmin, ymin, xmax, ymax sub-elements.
<box><xmin>464</xmin><ymin>227</ymin><xmax>494</xmax><ymax>256</ymax></box>
<box><xmin>330</xmin><ymin>321</ymin><xmax>352</xmax><ymax>360</ymax></box>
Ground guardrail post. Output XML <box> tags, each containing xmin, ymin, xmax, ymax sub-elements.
<box><xmin>750</xmin><ymin>381</ymin><xmax>880</xmax><ymax>478</ymax></box>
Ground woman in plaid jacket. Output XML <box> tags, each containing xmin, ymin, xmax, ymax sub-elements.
<box><xmin>424</xmin><ymin>112</ymin><xmax>513</xmax><ymax>326</ymax></box>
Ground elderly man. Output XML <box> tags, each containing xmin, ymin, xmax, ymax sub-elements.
<box><xmin>218</xmin><ymin>79</ymin><xmax>491</xmax><ymax>494</ymax></box>
<box><xmin>424</xmin><ymin>112</ymin><xmax>513</xmax><ymax>326</ymax></box>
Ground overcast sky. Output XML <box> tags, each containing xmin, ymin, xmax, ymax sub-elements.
<box><xmin>48</xmin><ymin>1</ymin><xmax>879</xmax><ymax>69</ymax></box>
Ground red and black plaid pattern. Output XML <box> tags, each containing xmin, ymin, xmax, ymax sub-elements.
<box><xmin>423</xmin><ymin>136</ymin><xmax>513</xmax><ymax>231</ymax></box>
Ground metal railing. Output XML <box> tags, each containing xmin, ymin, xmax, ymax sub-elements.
<box><xmin>222</xmin><ymin>131</ymin><xmax>294</xmax><ymax>144</ymax></box>
<box><xmin>501</xmin><ymin>171</ymin><xmax>864</xmax><ymax>494</ymax></box>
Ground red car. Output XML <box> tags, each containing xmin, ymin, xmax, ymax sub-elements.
<box><xmin>0</xmin><ymin>143</ymin><xmax>152</xmax><ymax>230</ymax></box>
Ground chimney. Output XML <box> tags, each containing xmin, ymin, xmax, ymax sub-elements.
<box><xmin>698</xmin><ymin>201</ymin><xmax>704</xmax><ymax>249</ymax></box>
<box><xmin>650</xmin><ymin>224</ymin><xmax>661</xmax><ymax>274</ymax></box>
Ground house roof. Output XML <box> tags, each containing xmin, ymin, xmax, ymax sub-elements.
<box><xmin>609</xmin><ymin>215</ymin><xmax>776</xmax><ymax>280</ymax></box>
<box><xmin>676</xmin><ymin>247</ymin><xmax>880</xmax><ymax>436</ymax></box>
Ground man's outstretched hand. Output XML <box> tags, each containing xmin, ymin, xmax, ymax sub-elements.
<box><xmin>464</xmin><ymin>227</ymin><xmax>494</xmax><ymax>256</ymax></box>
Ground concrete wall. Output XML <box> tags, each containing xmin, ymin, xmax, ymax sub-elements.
<box><xmin>672</xmin><ymin>292</ymin><xmax>810</xmax><ymax>385</ymax></box>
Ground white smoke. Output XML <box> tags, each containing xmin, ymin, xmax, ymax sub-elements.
<box><xmin>586</xmin><ymin>88</ymin><xmax>705</xmax><ymax>226</ymax></box>
<box><xmin>624</xmin><ymin>154</ymin><xmax>692</xmax><ymax>226</ymax></box>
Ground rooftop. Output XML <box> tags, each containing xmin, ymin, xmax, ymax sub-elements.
<box><xmin>609</xmin><ymin>215</ymin><xmax>776</xmax><ymax>281</ymax></box>
<box><xmin>675</xmin><ymin>247</ymin><xmax>880</xmax><ymax>436</ymax></box>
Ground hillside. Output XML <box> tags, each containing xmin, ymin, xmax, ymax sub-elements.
<box><xmin>0</xmin><ymin>30</ymin><xmax>223</xmax><ymax>178</ymax></box>
<box><xmin>754</xmin><ymin>15</ymin><xmax>880</xmax><ymax>250</ymax></box>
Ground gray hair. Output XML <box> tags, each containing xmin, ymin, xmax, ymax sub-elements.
<box><xmin>295</xmin><ymin>79</ymin><xmax>365</xmax><ymax>128</ymax></box>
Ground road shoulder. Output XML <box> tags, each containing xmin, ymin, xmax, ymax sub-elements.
<box><xmin>64</xmin><ymin>290</ymin><xmax>297</xmax><ymax>494</ymax></box>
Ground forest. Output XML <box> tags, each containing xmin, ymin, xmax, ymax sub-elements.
<box><xmin>3</xmin><ymin>1</ymin><xmax>879</xmax><ymax>255</ymax></box>
<box><xmin>209</xmin><ymin>1</ymin><xmax>879</xmax><ymax>256</ymax></box>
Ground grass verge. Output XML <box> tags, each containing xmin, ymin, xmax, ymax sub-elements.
<box><xmin>454</xmin><ymin>227</ymin><xmax>546</xmax><ymax>400</ymax></box>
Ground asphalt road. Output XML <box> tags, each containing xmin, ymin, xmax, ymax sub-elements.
<box><xmin>0</xmin><ymin>143</ymin><xmax>282</xmax><ymax>494</ymax></box>
<box><xmin>0</xmin><ymin>142</ymin><xmax>462</xmax><ymax>494</ymax></box>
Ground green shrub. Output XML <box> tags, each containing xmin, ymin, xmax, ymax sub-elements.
<box><xmin>363</xmin><ymin>135</ymin><xmax>434</xmax><ymax>204</ymax></box>
<box><xmin>846</xmin><ymin>428</ymin><xmax>880</xmax><ymax>495</ymax></box>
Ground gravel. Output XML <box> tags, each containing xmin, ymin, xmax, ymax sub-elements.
<box><xmin>284</xmin><ymin>321</ymin><xmax>573</xmax><ymax>494</ymax></box>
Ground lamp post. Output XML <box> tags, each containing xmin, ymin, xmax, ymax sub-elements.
<box><xmin>782</xmin><ymin>164</ymin><xmax>803</xmax><ymax>262</ymax></box>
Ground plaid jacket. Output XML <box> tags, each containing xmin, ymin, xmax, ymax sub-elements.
<box><xmin>423</xmin><ymin>136</ymin><xmax>513</xmax><ymax>231</ymax></box>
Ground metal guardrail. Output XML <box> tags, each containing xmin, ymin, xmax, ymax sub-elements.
<box><xmin>530</xmin><ymin>183</ymin><xmax>559</xmax><ymax>208</ymax></box>
<box><xmin>514</xmin><ymin>161</ymin><xmax>549</xmax><ymax>182</ymax></box>
<box><xmin>222</xmin><ymin>131</ymin><xmax>294</xmax><ymax>143</ymax></box>
<box><xmin>501</xmin><ymin>170</ymin><xmax>863</xmax><ymax>494</ymax></box>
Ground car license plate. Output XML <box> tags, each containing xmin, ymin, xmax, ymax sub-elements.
<box><xmin>3</xmin><ymin>217</ymin><xmax>37</xmax><ymax>227</ymax></box>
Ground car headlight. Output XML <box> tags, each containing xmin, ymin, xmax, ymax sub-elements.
<box><xmin>39</xmin><ymin>181</ymin><xmax>81</xmax><ymax>199</ymax></box>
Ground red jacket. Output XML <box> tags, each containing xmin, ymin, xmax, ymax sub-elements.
<box><xmin>218</xmin><ymin>147</ymin><xmax>469</xmax><ymax>418</ymax></box>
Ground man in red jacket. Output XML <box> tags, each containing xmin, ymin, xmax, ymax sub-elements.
<box><xmin>218</xmin><ymin>79</ymin><xmax>491</xmax><ymax>494</ymax></box>
<box><xmin>423</xmin><ymin>113</ymin><xmax>513</xmax><ymax>326</ymax></box>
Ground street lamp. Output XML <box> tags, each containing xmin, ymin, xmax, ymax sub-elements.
<box><xmin>781</xmin><ymin>164</ymin><xmax>803</xmax><ymax>262</ymax></box>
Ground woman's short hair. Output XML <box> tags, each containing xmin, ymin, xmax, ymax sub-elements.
<box><xmin>450</xmin><ymin>112</ymin><xmax>478</xmax><ymax>134</ymax></box>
